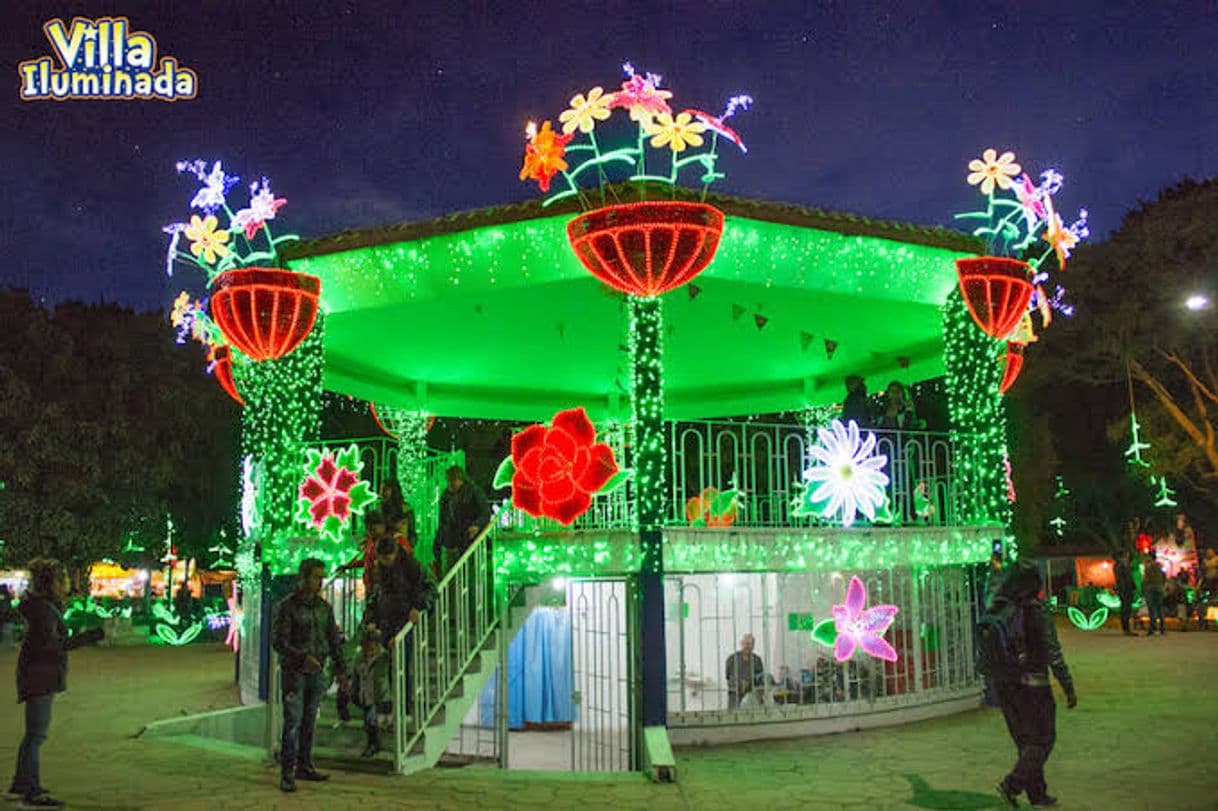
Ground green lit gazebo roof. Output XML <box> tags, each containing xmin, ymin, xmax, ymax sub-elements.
<box><xmin>286</xmin><ymin>190</ymin><xmax>976</xmax><ymax>421</ymax></box>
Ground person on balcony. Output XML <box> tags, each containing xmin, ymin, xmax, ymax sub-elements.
<box><xmin>841</xmin><ymin>375</ymin><xmax>873</xmax><ymax>427</ymax></box>
<box><xmin>432</xmin><ymin>465</ymin><xmax>490</xmax><ymax>578</ymax></box>
<box><xmin>725</xmin><ymin>633</ymin><xmax>765</xmax><ymax>709</ymax></box>
<box><xmin>877</xmin><ymin>381</ymin><xmax>917</xmax><ymax>431</ymax></box>
<box><xmin>272</xmin><ymin>558</ymin><xmax>349</xmax><ymax>794</ymax></box>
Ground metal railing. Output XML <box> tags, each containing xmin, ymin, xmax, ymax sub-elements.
<box><xmin>495</xmin><ymin>419</ymin><xmax>976</xmax><ymax>534</ymax></box>
<box><xmin>391</xmin><ymin>508</ymin><xmax>503</xmax><ymax>773</ymax></box>
<box><xmin>664</xmin><ymin>565</ymin><xmax>982</xmax><ymax>724</ymax></box>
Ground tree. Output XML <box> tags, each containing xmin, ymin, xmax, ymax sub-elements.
<box><xmin>0</xmin><ymin>290</ymin><xmax>239</xmax><ymax>586</ymax></box>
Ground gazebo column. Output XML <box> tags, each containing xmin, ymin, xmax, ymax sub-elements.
<box><xmin>941</xmin><ymin>289</ymin><xmax>1013</xmax><ymax>531</ymax></box>
<box><xmin>235</xmin><ymin>316</ymin><xmax>325</xmax><ymax>699</ymax></box>
<box><xmin>630</xmin><ymin>295</ymin><xmax>667</xmax><ymax>728</ymax></box>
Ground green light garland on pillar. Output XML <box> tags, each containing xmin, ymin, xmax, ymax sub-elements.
<box><xmin>630</xmin><ymin>296</ymin><xmax>665</xmax><ymax>561</ymax></box>
<box><xmin>235</xmin><ymin>316</ymin><xmax>325</xmax><ymax>575</ymax></box>
<box><xmin>389</xmin><ymin>409</ymin><xmax>430</xmax><ymax>511</ymax></box>
<box><xmin>942</xmin><ymin>289</ymin><xmax>1011</xmax><ymax>528</ymax></box>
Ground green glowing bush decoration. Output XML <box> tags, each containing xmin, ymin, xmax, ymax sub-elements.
<box><xmin>1066</xmin><ymin>606</ymin><xmax>1108</xmax><ymax>631</ymax></box>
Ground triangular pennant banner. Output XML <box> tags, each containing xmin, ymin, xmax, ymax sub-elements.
<box><xmin>731</xmin><ymin>304</ymin><xmax>746</xmax><ymax>321</ymax></box>
<box><xmin>754</xmin><ymin>314</ymin><xmax>768</xmax><ymax>330</ymax></box>
<box><xmin>688</xmin><ymin>283</ymin><xmax>702</xmax><ymax>301</ymax></box>
<box><xmin>824</xmin><ymin>338</ymin><xmax>838</xmax><ymax>360</ymax></box>
<box><xmin>800</xmin><ymin>331</ymin><xmax>814</xmax><ymax>351</ymax></box>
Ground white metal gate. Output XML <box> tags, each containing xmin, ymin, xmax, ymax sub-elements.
<box><xmin>569</xmin><ymin>578</ymin><xmax>635</xmax><ymax>771</ymax></box>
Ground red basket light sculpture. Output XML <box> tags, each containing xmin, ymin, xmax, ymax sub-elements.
<box><xmin>954</xmin><ymin>257</ymin><xmax>1034</xmax><ymax>340</ymax></box>
<box><xmin>209</xmin><ymin>345</ymin><xmax>243</xmax><ymax>405</ymax></box>
<box><xmin>210</xmin><ymin>268</ymin><xmax>321</xmax><ymax>361</ymax></box>
<box><xmin>566</xmin><ymin>201</ymin><xmax>724</xmax><ymax>297</ymax></box>
<box><xmin>999</xmin><ymin>342</ymin><xmax>1025</xmax><ymax>394</ymax></box>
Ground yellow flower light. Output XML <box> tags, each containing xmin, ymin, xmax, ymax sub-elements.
<box><xmin>559</xmin><ymin>86</ymin><xmax>615</xmax><ymax>135</ymax></box>
<box><xmin>967</xmin><ymin>148</ymin><xmax>1022</xmax><ymax>195</ymax></box>
<box><xmin>643</xmin><ymin>111</ymin><xmax>707</xmax><ymax>153</ymax></box>
<box><xmin>1040</xmin><ymin>195</ymin><xmax>1078</xmax><ymax>269</ymax></box>
<box><xmin>185</xmin><ymin>214</ymin><xmax>230</xmax><ymax>265</ymax></box>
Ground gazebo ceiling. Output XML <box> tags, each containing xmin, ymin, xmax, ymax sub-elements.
<box><xmin>286</xmin><ymin>192</ymin><xmax>977</xmax><ymax>421</ymax></box>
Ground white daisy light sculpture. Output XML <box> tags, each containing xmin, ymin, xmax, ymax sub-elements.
<box><xmin>794</xmin><ymin>420</ymin><xmax>890</xmax><ymax>527</ymax></box>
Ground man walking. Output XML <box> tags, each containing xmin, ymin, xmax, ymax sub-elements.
<box><xmin>272</xmin><ymin>558</ymin><xmax>348</xmax><ymax>793</ymax></box>
<box><xmin>989</xmin><ymin>560</ymin><xmax>1077</xmax><ymax>808</ymax></box>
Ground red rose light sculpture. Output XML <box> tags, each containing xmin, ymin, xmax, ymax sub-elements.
<box><xmin>508</xmin><ymin>407</ymin><xmax>620</xmax><ymax>526</ymax></box>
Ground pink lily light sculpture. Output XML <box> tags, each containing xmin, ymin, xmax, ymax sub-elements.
<box><xmin>832</xmin><ymin>576</ymin><xmax>900</xmax><ymax>663</ymax></box>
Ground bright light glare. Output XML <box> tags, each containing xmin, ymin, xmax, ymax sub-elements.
<box><xmin>549</xmin><ymin>577</ymin><xmax>567</xmax><ymax>592</ymax></box>
<box><xmin>1186</xmin><ymin>294</ymin><xmax>1211</xmax><ymax>311</ymax></box>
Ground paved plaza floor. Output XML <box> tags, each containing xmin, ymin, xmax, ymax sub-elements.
<box><xmin>1</xmin><ymin>620</ymin><xmax>1215</xmax><ymax>810</ymax></box>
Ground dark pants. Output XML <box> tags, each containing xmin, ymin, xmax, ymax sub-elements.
<box><xmin>1145</xmin><ymin>590</ymin><xmax>1166</xmax><ymax>633</ymax></box>
<box><xmin>280</xmin><ymin>670</ymin><xmax>324</xmax><ymax>776</ymax></box>
<box><xmin>1118</xmin><ymin>590</ymin><xmax>1135</xmax><ymax>632</ymax></box>
<box><xmin>12</xmin><ymin>694</ymin><xmax>53</xmax><ymax>795</ymax></box>
<box><xmin>996</xmin><ymin>682</ymin><xmax>1056</xmax><ymax>802</ymax></box>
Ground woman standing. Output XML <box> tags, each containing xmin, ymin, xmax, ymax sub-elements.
<box><xmin>9</xmin><ymin>558</ymin><xmax>102</xmax><ymax>807</ymax></box>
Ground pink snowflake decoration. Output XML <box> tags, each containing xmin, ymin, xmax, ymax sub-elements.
<box><xmin>832</xmin><ymin>576</ymin><xmax>900</xmax><ymax>662</ymax></box>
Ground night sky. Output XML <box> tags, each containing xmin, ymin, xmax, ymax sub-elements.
<box><xmin>2</xmin><ymin>0</ymin><xmax>1215</xmax><ymax>310</ymax></box>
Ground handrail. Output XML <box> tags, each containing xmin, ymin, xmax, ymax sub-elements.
<box><xmin>391</xmin><ymin>504</ymin><xmax>505</xmax><ymax>772</ymax></box>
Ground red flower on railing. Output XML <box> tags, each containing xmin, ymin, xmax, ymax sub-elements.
<box><xmin>510</xmin><ymin>407</ymin><xmax>619</xmax><ymax>526</ymax></box>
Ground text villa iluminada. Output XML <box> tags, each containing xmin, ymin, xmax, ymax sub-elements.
<box><xmin>19</xmin><ymin>18</ymin><xmax>197</xmax><ymax>102</ymax></box>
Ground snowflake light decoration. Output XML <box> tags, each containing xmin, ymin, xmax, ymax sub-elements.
<box><xmin>793</xmin><ymin>420</ymin><xmax>889</xmax><ymax>527</ymax></box>
<box><xmin>827</xmin><ymin>576</ymin><xmax>899</xmax><ymax>662</ymax></box>
<box><xmin>294</xmin><ymin>444</ymin><xmax>377</xmax><ymax>543</ymax></box>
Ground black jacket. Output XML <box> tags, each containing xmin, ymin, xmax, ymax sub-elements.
<box><xmin>1016</xmin><ymin>599</ymin><xmax>1074</xmax><ymax>694</ymax></box>
<box><xmin>433</xmin><ymin>483</ymin><xmax>491</xmax><ymax>559</ymax></box>
<box><xmin>272</xmin><ymin>591</ymin><xmax>346</xmax><ymax>688</ymax></box>
<box><xmin>366</xmin><ymin>554</ymin><xmax>436</xmax><ymax>636</ymax></box>
<box><xmin>16</xmin><ymin>594</ymin><xmax>94</xmax><ymax>703</ymax></box>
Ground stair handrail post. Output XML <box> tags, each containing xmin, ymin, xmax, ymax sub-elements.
<box><xmin>388</xmin><ymin>504</ymin><xmax>506</xmax><ymax>771</ymax></box>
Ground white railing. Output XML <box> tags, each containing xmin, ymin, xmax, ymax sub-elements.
<box><xmin>392</xmin><ymin>509</ymin><xmax>502</xmax><ymax>773</ymax></box>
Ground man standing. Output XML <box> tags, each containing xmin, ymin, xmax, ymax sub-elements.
<box><xmin>1142</xmin><ymin>556</ymin><xmax>1167</xmax><ymax>636</ymax></box>
<box><xmin>432</xmin><ymin>466</ymin><xmax>490</xmax><ymax>578</ymax></box>
<box><xmin>724</xmin><ymin>633</ymin><xmax>765</xmax><ymax>709</ymax></box>
<box><xmin>1114</xmin><ymin>548</ymin><xmax>1137</xmax><ymax>636</ymax></box>
<box><xmin>992</xmin><ymin>561</ymin><xmax>1077</xmax><ymax>809</ymax></box>
<box><xmin>272</xmin><ymin>558</ymin><xmax>348</xmax><ymax>794</ymax></box>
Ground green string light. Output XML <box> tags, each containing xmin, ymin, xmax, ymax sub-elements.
<box><xmin>941</xmin><ymin>289</ymin><xmax>1011</xmax><ymax>528</ymax></box>
<box><xmin>234</xmin><ymin>317</ymin><xmax>326</xmax><ymax>574</ymax></box>
<box><xmin>630</xmin><ymin>295</ymin><xmax>665</xmax><ymax>572</ymax></box>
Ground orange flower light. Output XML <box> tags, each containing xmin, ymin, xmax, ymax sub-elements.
<box><xmin>519</xmin><ymin>120</ymin><xmax>573</xmax><ymax>193</ymax></box>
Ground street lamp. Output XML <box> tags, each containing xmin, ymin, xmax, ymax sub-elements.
<box><xmin>1185</xmin><ymin>294</ymin><xmax>1211</xmax><ymax>311</ymax></box>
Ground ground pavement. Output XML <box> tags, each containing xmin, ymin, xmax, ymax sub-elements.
<box><xmin>1</xmin><ymin>620</ymin><xmax>1215</xmax><ymax>810</ymax></box>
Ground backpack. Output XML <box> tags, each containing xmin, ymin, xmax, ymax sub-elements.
<box><xmin>976</xmin><ymin>596</ymin><xmax>1028</xmax><ymax>682</ymax></box>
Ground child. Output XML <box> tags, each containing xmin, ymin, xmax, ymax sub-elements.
<box><xmin>350</xmin><ymin>624</ymin><xmax>391</xmax><ymax>757</ymax></box>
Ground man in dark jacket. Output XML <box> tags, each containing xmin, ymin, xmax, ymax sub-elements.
<box><xmin>432</xmin><ymin>466</ymin><xmax>490</xmax><ymax>577</ymax></box>
<box><xmin>1114</xmin><ymin>548</ymin><xmax>1137</xmax><ymax>636</ymax></box>
<box><xmin>725</xmin><ymin>633</ymin><xmax>765</xmax><ymax>709</ymax></box>
<box><xmin>272</xmin><ymin>558</ymin><xmax>348</xmax><ymax>794</ymax></box>
<box><xmin>11</xmin><ymin>558</ymin><xmax>103</xmax><ymax>807</ymax></box>
<box><xmin>366</xmin><ymin>536</ymin><xmax>436</xmax><ymax>646</ymax></box>
<box><xmin>994</xmin><ymin>560</ymin><xmax>1077</xmax><ymax>809</ymax></box>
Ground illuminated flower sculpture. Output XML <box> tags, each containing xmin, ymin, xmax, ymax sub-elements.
<box><xmin>827</xmin><ymin>576</ymin><xmax>900</xmax><ymax>662</ymax></box>
<box><xmin>295</xmin><ymin>445</ymin><xmax>378</xmax><ymax>543</ymax></box>
<box><xmin>495</xmin><ymin>407</ymin><xmax>629</xmax><ymax>526</ymax></box>
<box><xmin>793</xmin><ymin>420</ymin><xmax>890</xmax><ymax>528</ymax></box>
<box><xmin>519</xmin><ymin>63</ymin><xmax>752</xmax><ymax>297</ymax></box>
<box><xmin>169</xmin><ymin>291</ymin><xmax>243</xmax><ymax>405</ymax></box>
<box><xmin>162</xmin><ymin>160</ymin><xmax>319</xmax><ymax>362</ymax></box>
<box><xmin>954</xmin><ymin>148</ymin><xmax>1088</xmax><ymax>393</ymax></box>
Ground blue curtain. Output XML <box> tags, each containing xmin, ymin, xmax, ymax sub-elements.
<box><xmin>478</xmin><ymin>607</ymin><xmax>573</xmax><ymax>728</ymax></box>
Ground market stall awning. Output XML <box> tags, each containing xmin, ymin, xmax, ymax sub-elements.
<box><xmin>287</xmin><ymin>192</ymin><xmax>976</xmax><ymax>421</ymax></box>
